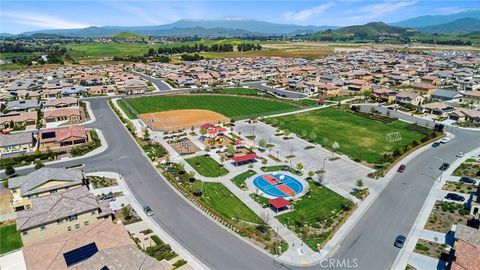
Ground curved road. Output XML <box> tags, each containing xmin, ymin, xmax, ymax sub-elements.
<box><xmin>9</xmin><ymin>98</ymin><xmax>480</xmax><ymax>270</ymax></box>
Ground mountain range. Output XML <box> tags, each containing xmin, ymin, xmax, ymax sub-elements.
<box><xmin>3</xmin><ymin>9</ymin><xmax>480</xmax><ymax>38</ymax></box>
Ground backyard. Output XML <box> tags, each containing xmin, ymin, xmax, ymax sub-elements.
<box><xmin>0</xmin><ymin>222</ymin><xmax>22</xmax><ymax>254</ymax></box>
<box><xmin>201</xmin><ymin>182</ymin><xmax>262</xmax><ymax>224</ymax></box>
<box><xmin>125</xmin><ymin>94</ymin><xmax>302</xmax><ymax>120</ymax></box>
<box><xmin>276</xmin><ymin>183</ymin><xmax>354</xmax><ymax>250</ymax></box>
<box><xmin>185</xmin><ymin>155</ymin><xmax>229</xmax><ymax>177</ymax></box>
<box><xmin>264</xmin><ymin>107</ymin><xmax>429</xmax><ymax>164</ymax></box>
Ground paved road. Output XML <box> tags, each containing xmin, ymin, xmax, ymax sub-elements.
<box><xmin>131</xmin><ymin>71</ymin><xmax>173</xmax><ymax>91</ymax></box>
<box><xmin>242</xmin><ymin>82</ymin><xmax>308</xmax><ymax>99</ymax></box>
<box><xmin>7</xmin><ymin>98</ymin><xmax>480</xmax><ymax>270</ymax></box>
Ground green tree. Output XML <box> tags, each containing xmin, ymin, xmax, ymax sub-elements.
<box><xmin>5</xmin><ymin>165</ymin><xmax>15</xmax><ymax>176</ymax></box>
<box><xmin>34</xmin><ymin>161</ymin><xmax>44</xmax><ymax>170</ymax></box>
<box><xmin>227</xmin><ymin>144</ymin><xmax>236</xmax><ymax>156</ymax></box>
<box><xmin>356</xmin><ymin>179</ymin><xmax>363</xmax><ymax>189</ymax></box>
<box><xmin>200</xmin><ymin>127</ymin><xmax>207</xmax><ymax>136</ymax></box>
<box><xmin>296</xmin><ymin>162</ymin><xmax>304</xmax><ymax>171</ymax></box>
<box><xmin>258</xmin><ymin>139</ymin><xmax>267</xmax><ymax>148</ymax></box>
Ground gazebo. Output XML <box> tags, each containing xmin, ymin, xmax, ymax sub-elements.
<box><xmin>268</xmin><ymin>197</ymin><xmax>290</xmax><ymax>213</ymax></box>
<box><xmin>231</xmin><ymin>153</ymin><xmax>257</xmax><ymax>166</ymax></box>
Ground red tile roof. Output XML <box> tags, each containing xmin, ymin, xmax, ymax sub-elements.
<box><xmin>269</xmin><ymin>197</ymin><xmax>290</xmax><ymax>209</ymax></box>
<box><xmin>231</xmin><ymin>153</ymin><xmax>257</xmax><ymax>163</ymax></box>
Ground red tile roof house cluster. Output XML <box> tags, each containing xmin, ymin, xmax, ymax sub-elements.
<box><xmin>43</xmin><ymin>107</ymin><xmax>81</xmax><ymax>124</ymax></box>
<box><xmin>38</xmin><ymin>125</ymin><xmax>89</xmax><ymax>150</ymax></box>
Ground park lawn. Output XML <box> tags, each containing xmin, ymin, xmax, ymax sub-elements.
<box><xmin>116</xmin><ymin>99</ymin><xmax>138</xmax><ymax>119</ymax></box>
<box><xmin>201</xmin><ymin>182</ymin><xmax>262</xmax><ymax>223</ymax></box>
<box><xmin>185</xmin><ymin>156</ymin><xmax>229</xmax><ymax>177</ymax></box>
<box><xmin>326</xmin><ymin>95</ymin><xmax>355</xmax><ymax>102</ymax></box>
<box><xmin>231</xmin><ymin>170</ymin><xmax>256</xmax><ymax>188</ymax></box>
<box><xmin>0</xmin><ymin>222</ymin><xmax>22</xmax><ymax>254</ymax></box>
<box><xmin>276</xmin><ymin>184</ymin><xmax>353</xmax><ymax>249</ymax></box>
<box><xmin>126</xmin><ymin>95</ymin><xmax>301</xmax><ymax>120</ymax></box>
<box><xmin>265</xmin><ymin>108</ymin><xmax>426</xmax><ymax>164</ymax></box>
<box><xmin>296</xmin><ymin>99</ymin><xmax>318</xmax><ymax>107</ymax></box>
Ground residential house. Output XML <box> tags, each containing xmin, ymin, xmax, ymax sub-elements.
<box><xmin>449</xmin><ymin>108</ymin><xmax>480</xmax><ymax>124</ymax></box>
<box><xmin>5</xmin><ymin>99</ymin><xmax>41</xmax><ymax>112</ymax></box>
<box><xmin>16</xmin><ymin>186</ymin><xmax>111</xmax><ymax>246</ymax></box>
<box><xmin>420</xmin><ymin>75</ymin><xmax>441</xmax><ymax>86</ymax></box>
<box><xmin>0</xmin><ymin>131</ymin><xmax>35</xmax><ymax>156</ymax></box>
<box><xmin>372</xmin><ymin>88</ymin><xmax>398</xmax><ymax>103</ymax></box>
<box><xmin>88</xmin><ymin>85</ymin><xmax>116</xmax><ymax>95</ymax></box>
<box><xmin>447</xmin><ymin>224</ymin><xmax>480</xmax><ymax>270</ymax></box>
<box><xmin>317</xmin><ymin>83</ymin><xmax>341</xmax><ymax>97</ymax></box>
<box><xmin>124</xmin><ymin>79</ymin><xmax>148</xmax><ymax>94</ymax></box>
<box><xmin>44</xmin><ymin>97</ymin><xmax>79</xmax><ymax>109</ymax></box>
<box><xmin>462</xmin><ymin>91</ymin><xmax>480</xmax><ymax>104</ymax></box>
<box><xmin>411</xmin><ymin>84</ymin><xmax>438</xmax><ymax>95</ymax></box>
<box><xmin>0</xmin><ymin>111</ymin><xmax>38</xmax><ymax>129</ymax></box>
<box><xmin>22</xmin><ymin>219</ymin><xmax>164</xmax><ymax>270</ymax></box>
<box><xmin>431</xmin><ymin>89</ymin><xmax>463</xmax><ymax>101</ymax></box>
<box><xmin>396</xmin><ymin>91</ymin><xmax>425</xmax><ymax>106</ymax></box>
<box><xmin>346</xmin><ymin>79</ymin><xmax>370</xmax><ymax>92</ymax></box>
<box><xmin>61</xmin><ymin>86</ymin><xmax>87</xmax><ymax>97</ymax></box>
<box><xmin>420</xmin><ymin>102</ymin><xmax>455</xmax><ymax>116</ymax></box>
<box><xmin>8</xmin><ymin>167</ymin><xmax>86</xmax><ymax>211</ymax></box>
<box><xmin>38</xmin><ymin>125</ymin><xmax>88</xmax><ymax>150</ymax></box>
<box><xmin>44</xmin><ymin>108</ymin><xmax>81</xmax><ymax>124</ymax></box>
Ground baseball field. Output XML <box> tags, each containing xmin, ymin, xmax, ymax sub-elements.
<box><xmin>125</xmin><ymin>94</ymin><xmax>302</xmax><ymax>120</ymax></box>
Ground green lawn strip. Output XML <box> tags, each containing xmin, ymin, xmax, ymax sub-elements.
<box><xmin>0</xmin><ymin>223</ymin><xmax>22</xmax><ymax>254</ymax></box>
<box><xmin>125</xmin><ymin>95</ymin><xmax>301</xmax><ymax>120</ymax></box>
<box><xmin>326</xmin><ymin>96</ymin><xmax>355</xmax><ymax>102</ymax></box>
<box><xmin>216</xmin><ymin>88</ymin><xmax>262</xmax><ymax>95</ymax></box>
<box><xmin>116</xmin><ymin>99</ymin><xmax>138</xmax><ymax>119</ymax></box>
<box><xmin>201</xmin><ymin>182</ymin><xmax>262</xmax><ymax>224</ymax></box>
<box><xmin>185</xmin><ymin>155</ymin><xmax>228</xmax><ymax>177</ymax></box>
<box><xmin>276</xmin><ymin>184</ymin><xmax>353</xmax><ymax>249</ymax></box>
<box><xmin>296</xmin><ymin>99</ymin><xmax>318</xmax><ymax>106</ymax></box>
<box><xmin>231</xmin><ymin>170</ymin><xmax>256</xmax><ymax>188</ymax></box>
<box><xmin>265</xmin><ymin>108</ymin><xmax>426</xmax><ymax>164</ymax></box>
<box><xmin>250</xmin><ymin>193</ymin><xmax>270</xmax><ymax>208</ymax></box>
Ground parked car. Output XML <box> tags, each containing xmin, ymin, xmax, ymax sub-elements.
<box><xmin>440</xmin><ymin>163</ymin><xmax>450</xmax><ymax>171</ymax></box>
<box><xmin>99</xmin><ymin>194</ymin><xmax>116</xmax><ymax>202</ymax></box>
<box><xmin>394</xmin><ymin>235</ymin><xmax>406</xmax><ymax>248</ymax></box>
<box><xmin>397</xmin><ymin>164</ymin><xmax>406</xmax><ymax>173</ymax></box>
<box><xmin>445</xmin><ymin>193</ymin><xmax>465</xmax><ymax>202</ymax></box>
<box><xmin>456</xmin><ymin>152</ymin><xmax>465</xmax><ymax>158</ymax></box>
<box><xmin>440</xmin><ymin>138</ymin><xmax>450</xmax><ymax>144</ymax></box>
<box><xmin>432</xmin><ymin>142</ymin><xmax>441</xmax><ymax>147</ymax></box>
<box><xmin>459</xmin><ymin>176</ymin><xmax>476</xmax><ymax>185</ymax></box>
<box><xmin>143</xmin><ymin>205</ymin><xmax>154</xmax><ymax>216</ymax></box>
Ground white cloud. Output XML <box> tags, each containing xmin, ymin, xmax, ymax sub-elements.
<box><xmin>284</xmin><ymin>3</ymin><xmax>333</xmax><ymax>23</ymax></box>
<box><xmin>0</xmin><ymin>11</ymin><xmax>89</xmax><ymax>29</ymax></box>
<box><xmin>107</xmin><ymin>2</ymin><xmax>164</xmax><ymax>25</ymax></box>
<box><xmin>347</xmin><ymin>0</ymin><xmax>417</xmax><ymax>24</ymax></box>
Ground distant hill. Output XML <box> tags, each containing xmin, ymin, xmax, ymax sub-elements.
<box><xmin>417</xmin><ymin>18</ymin><xmax>480</xmax><ymax>34</ymax></box>
<box><xmin>17</xmin><ymin>19</ymin><xmax>338</xmax><ymax>38</ymax></box>
<box><xmin>392</xmin><ymin>9</ymin><xmax>480</xmax><ymax>28</ymax></box>
<box><xmin>335</xmin><ymin>22</ymin><xmax>411</xmax><ymax>37</ymax></box>
<box><xmin>112</xmin><ymin>32</ymin><xmax>146</xmax><ymax>39</ymax></box>
<box><xmin>0</xmin><ymin>33</ymin><xmax>14</xmax><ymax>38</ymax></box>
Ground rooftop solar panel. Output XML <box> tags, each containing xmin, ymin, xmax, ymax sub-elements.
<box><xmin>63</xmin><ymin>242</ymin><xmax>98</xmax><ymax>267</ymax></box>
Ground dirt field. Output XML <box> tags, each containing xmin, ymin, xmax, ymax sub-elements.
<box><xmin>140</xmin><ymin>109</ymin><xmax>229</xmax><ymax>132</ymax></box>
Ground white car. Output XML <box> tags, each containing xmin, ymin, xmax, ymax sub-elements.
<box><xmin>440</xmin><ymin>138</ymin><xmax>450</xmax><ymax>144</ymax></box>
<box><xmin>456</xmin><ymin>152</ymin><xmax>465</xmax><ymax>158</ymax></box>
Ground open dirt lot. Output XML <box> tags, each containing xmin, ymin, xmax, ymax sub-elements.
<box><xmin>140</xmin><ymin>109</ymin><xmax>229</xmax><ymax>132</ymax></box>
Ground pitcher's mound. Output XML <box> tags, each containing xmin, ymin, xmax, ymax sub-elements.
<box><xmin>140</xmin><ymin>109</ymin><xmax>230</xmax><ymax>132</ymax></box>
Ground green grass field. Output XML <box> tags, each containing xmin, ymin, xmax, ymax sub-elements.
<box><xmin>185</xmin><ymin>155</ymin><xmax>229</xmax><ymax>177</ymax></box>
<box><xmin>216</xmin><ymin>88</ymin><xmax>263</xmax><ymax>96</ymax></box>
<box><xmin>265</xmin><ymin>108</ymin><xmax>426</xmax><ymax>164</ymax></box>
<box><xmin>231</xmin><ymin>170</ymin><xmax>256</xmax><ymax>188</ymax></box>
<box><xmin>0</xmin><ymin>222</ymin><xmax>22</xmax><ymax>254</ymax></box>
<box><xmin>116</xmin><ymin>99</ymin><xmax>138</xmax><ymax>119</ymax></box>
<box><xmin>277</xmin><ymin>184</ymin><xmax>353</xmax><ymax>249</ymax></box>
<box><xmin>126</xmin><ymin>95</ymin><xmax>301</xmax><ymax>120</ymax></box>
<box><xmin>202</xmin><ymin>182</ymin><xmax>262</xmax><ymax>223</ymax></box>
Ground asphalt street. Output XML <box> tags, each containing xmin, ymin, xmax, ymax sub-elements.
<box><xmin>6</xmin><ymin>98</ymin><xmax>479</xmax><ymax>270</ymax></box>
<box><xmin>131</xmin><ymin>71</ymin><xmax>173</xmax><ymax>91</ymax></box>
<box><xmin>242</xmin><ymin>82</ymin><xmax>308</xmax><ymax>99</ymax></box>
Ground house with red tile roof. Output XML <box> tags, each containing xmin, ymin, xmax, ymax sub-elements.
<box><xmin>44</xmin><ymin>107</ymin><xmax>81</xmax><ymax>124</ymax></box>
<box><xmin>38</xmin><ymin>125</ymin><xmax>88</xmax><ymax>150</ymax></box>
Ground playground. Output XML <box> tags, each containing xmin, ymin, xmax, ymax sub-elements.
<box><xmin>139</xmin><ymin>109</ymin><xmax>229</xmax><ymax>132</ymax></box>
<box><xmin>251</xmin><ymin>173</ymin><xmax>306</xmax><ymax>199</ymax></box>
<box><xmin>170</xmin><ymin>138</ymin><xmax>200</xmax><ymax>155</ymax></box>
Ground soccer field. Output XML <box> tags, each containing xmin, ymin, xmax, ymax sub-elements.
<box><xmin>125</xmin><ymin>95</ymin><xmax>301</xmax><ymax>120</ymax></box>
<box><xmin>265</xmin><ymin>108</ymin><xmax>429</xmax><ymax>164</ymax></box>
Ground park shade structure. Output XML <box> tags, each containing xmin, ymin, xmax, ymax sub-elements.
<box><xmin>231</xmin><ymin>153</ymin><xmax>257</xmax><ymax>166</ymax></box>
<box><xmin>268</xmin><ymin>197</ymin><xmax>290</xmax><ymax>213</ymax></box>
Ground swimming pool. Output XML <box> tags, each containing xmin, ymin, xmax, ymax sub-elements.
<box><xmin>253</xmin><ymin>173</ymin><xmax>303</xmax><ymax>198</ymax></box>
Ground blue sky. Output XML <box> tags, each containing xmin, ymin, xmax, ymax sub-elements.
<box><xmin>1</xmin><ymin>0</ymin><xmax>479</xmax><ymax>33</ymax></box>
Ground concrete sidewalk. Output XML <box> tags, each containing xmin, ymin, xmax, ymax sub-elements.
<box><xmin>0</xmin><ymin>250</ymin><xmax>26</xmax><ymax>270</ymax></box>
